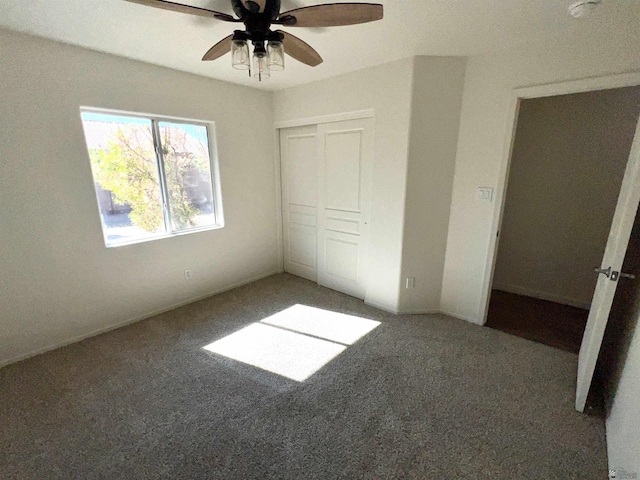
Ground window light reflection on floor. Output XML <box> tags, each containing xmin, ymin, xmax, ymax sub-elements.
<box><xmin>203</xmin><ymin>304</ymin><xmax>381</xmax><ymax>382</ymax></box>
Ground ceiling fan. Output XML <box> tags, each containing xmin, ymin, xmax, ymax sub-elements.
<box><xmin>124</xmin><ymin>0</ymin><xmax>384</xmax><ymax>80</ymax></box>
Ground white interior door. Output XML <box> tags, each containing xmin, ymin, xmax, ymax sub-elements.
<box><xmin>280</xmin><ymin>125</ymin><xmax>318</xmax><ymax>281</ymax></box>
<box><xmin>316</xmin><ymin>118</ymin><xmax>374</xmax><ymax>299</ymax></box>
<box><xmin>576</xmin><ymin>115</ymin><xmax>640</xmax><ymax>412</ymax></box>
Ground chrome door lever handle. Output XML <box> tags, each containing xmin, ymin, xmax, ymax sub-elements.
<box><xmin>594</xmin><ymin>267</ymin><xmax>636</xmax><ymax>281</ymax></box>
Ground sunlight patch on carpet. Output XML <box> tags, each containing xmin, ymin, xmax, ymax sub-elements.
<box><xmin>261</xmin><ymin>304</ymin><xmax>380</xmax><ymax>345</ymax></box>
<box><xmin>203</xmin><ymin>305</ymin><xmax>380</xmax><ymax>381</ymax></box>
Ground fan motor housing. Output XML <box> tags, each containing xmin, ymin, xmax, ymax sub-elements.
<box><xmin>232</xmin><ymin>0</ymin><xmax>281</xmax><ymax>21</ymax></box>
<box><xmin>232</xmin><ymin>0</ymin><xmax>281</xmax><ymax>35</ymax></box>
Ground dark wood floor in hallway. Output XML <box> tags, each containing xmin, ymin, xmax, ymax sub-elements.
<box><xmin>486</xmin><ymin>290</ymin><xmax>589</xmax><ymax>354</ymax></box>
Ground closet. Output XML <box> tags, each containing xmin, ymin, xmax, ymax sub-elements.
<box><xmin>280</xmin><ymin>117</ymin><xmax>373</xmax><ymax>299</ymax></box>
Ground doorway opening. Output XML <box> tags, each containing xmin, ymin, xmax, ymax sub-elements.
<box><xmin>485</xmin><ymin>86</ymin><xmax>640</xmax><ymax>354</ymax></box>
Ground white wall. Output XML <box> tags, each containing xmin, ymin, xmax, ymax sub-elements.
<box><xmin>440</xmin><ymin>31</ymin><xmax>640</xmax><ymax>324</ymax></box>
<box><xmin>398</xmin><ymin>57</ymin><xmax>466</xmax><ymax>313</ymax></box>
<box><xmin>0</xmin><ymin>29</ymin><xmax>278</xmax><ymax>365</ymax></box>
<box><xmin>602</xmin><ymin>212</ymin><xmax>640</xmax><ymax>476</ymax></box>
<box><xmin>607</xmin><ymin>318</ymin><xmax>640</xmax><ymax>476</ymax></box>
<box><xmin>437</xmin><ymin>24</ymin><xmax>640</xmax><ymax>476</ymax></box>
<box><xmin>492</xmin><ymin>89</ymin><xmax>640</xmax><ymax>308</ymax></box>
<box><xmin>273</xmin><ymin>56</ymin><xmax>466</xmax><ymax>314</ymax></box>
<box><xmin>273</xmin><ymin>58</ymin><xmax>415</xmax><ymax>313</ymax></box>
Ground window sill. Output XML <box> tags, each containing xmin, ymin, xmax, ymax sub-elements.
<box><xmin>104</xmin><ymin>223</ymin><xmax>224</xmax><ymax>249</ymax></box>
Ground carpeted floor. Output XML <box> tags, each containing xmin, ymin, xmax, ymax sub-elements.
<box><xmin>0</xmin><ymin>274</ymin><xmax>607</xmax><ymax>479</ymax></box>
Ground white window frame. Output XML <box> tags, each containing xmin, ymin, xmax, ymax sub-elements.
<box><xmin>81</xmin><ymin>107</ymin><xmax>225</xmax><ymax>247</ymax></box>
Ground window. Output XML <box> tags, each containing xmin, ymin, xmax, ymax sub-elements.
<box><xmin>80</xmin><ymin>110</ymin><xmax>222</xmax><ymax>247</ymax></box>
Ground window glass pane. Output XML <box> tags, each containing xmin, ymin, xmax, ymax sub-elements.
<box><xmin>158</xmin><ymin>122</ymin><xmax>216</xmax><ymax>231</ymax></box>
<box><xmin>81</xmin><ymin>112</ymin><xmax>165</xmax><ymax>245</ymax></box>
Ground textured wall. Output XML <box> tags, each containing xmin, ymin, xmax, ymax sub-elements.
<box><xmin>441</xmin><ymin>29</ymin><xmax>640</xmax><ymax>323</ymax></box>
<box><xmin>273</xmin><ymin>58</ymin><xmax>415</xmax><ymax>313</ymax></box>
<box><xmin>0</xmin><ymin>29</ymin><xmax>279</xmax><ymax>365</ymax></box>
<box><xmin>398</xmin><ymin>56</ymin><xmax>466</xmax><ymax>313</ymax></box>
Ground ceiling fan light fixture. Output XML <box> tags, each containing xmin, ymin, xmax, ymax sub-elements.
<box><xmin>124</xmin><ymin>0</ymin><xmax>385</xmax><ymax>81</ymax></box>
<box><xmin>231</xmin><ymin>39</ymin><xmax>251</xmax><ymax>70</ymax></box>
<box><xmin>267</xmin><ymin>40</ymin><xmax>285</xmax><ymax>71</ymax></box>
<box><xmin>253</xmin><ymin>50</ymin><xmax>271</xmax><ymax>81</ymax></box>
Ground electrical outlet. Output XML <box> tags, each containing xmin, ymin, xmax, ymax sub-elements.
<box><xmin>406</xmin><ymin>277</ymin><xmax>415</xmax><ymax>289</ymax></box>
<box><xmin>184</xmin><ymin>269</ymin><xmax>192</xmax><ymax>280</ymax></box>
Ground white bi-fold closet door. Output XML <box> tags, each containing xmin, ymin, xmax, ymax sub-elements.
<box><xmin>280</xmin><ymin>117</ymin><xmax>373</xmax><ymax>299</ymax></box>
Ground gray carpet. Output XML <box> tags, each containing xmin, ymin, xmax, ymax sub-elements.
<box><xmin>0</xmin><ymin>274</ymin><xmax>607</xmax><ymax>479</ymax></box>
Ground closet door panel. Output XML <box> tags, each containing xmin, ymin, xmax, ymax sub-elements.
<box><xmin>317</xmin><ymin>118</ymin><xmax>374</xmax><ymax>299</ymax></box>
<box><xmin>280</xmin><ymin>126</ymin><xmax>318</xmax><ymax>281</ymax></box>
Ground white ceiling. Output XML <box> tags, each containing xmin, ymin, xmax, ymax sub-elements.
<box><xmin>1</xmin><ymin>0</ymin><xmax>639</xmax><ymax>91</ymax></box>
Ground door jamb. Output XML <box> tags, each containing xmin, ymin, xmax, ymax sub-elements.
<box><xmin>479</xmin><ymin>72</ymin><xmax>640</xmax><ymax>325</ymax></box>
<box><xmin>273</xmin><ymin>127</ymin><xmax>285</xmax><ymax>272</ymax></box>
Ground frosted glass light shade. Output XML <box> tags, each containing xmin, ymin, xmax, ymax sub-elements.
<box><xmin>267</xmin><ymin>41</ymin><xmax>285</xmax><ymax>71</ymax></box>
<box><xmin>231</xmin><ymin>40</ymin><xmax>250</xmax><ymax>70</ymax></box>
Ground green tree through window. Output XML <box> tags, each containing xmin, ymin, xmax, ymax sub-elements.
<box><xmin>81</xmin><ymin>111</ymin><xmax>219</xmax><ymax>246</ymax></box>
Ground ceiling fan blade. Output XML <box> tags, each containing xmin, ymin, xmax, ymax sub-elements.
<box><xmin>202</xmin><ymin>35</ymin><xmax>234</xmax><ymax>61</ymax></box>
<box><xmin>278</xmin><ymin>3</ymin><xmax>383</xmax><ymax>27</ymax></box>
<box><xmin>276</xmin><ymin>30</ymin><xmax>323</xmax><ymax>67</ymax></box>
<box><xmin>124</xmin><ymin>0</ymin><xmax>237</xmax><ymax>22</ymax></box>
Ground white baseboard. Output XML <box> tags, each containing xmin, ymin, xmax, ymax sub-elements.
<box><xmin>439</xmin><ymin>309</ymin><xmax>483</xmax><ymax>325</ymax></box>
<box><xmin>364</xmin><ymin>295</ymin><xmax>488</xmax><ymax>325</ymax></box>
<box><xmin>492</xmin><ymin>283</ymin><xmax>591</xmax><ymax>309</ymax></box>
<box><xmin>364</xmin><ymin>300</ymin><xmax>440</xmax><ymax>316</ymax></box>
<box><xmin>396</xmin><ymin>309</ymin><xmax>442</xmax><ymax>315</ymax></box>
<box><xmin>0</xmin><ymin>270</ymin><xmax>280</xmax><ymax>368</ymax></box>
<box><xmin>364</xmin><ymin>300</ymin><xmax>479</xmax><ymax>323</ymax></box>
<box><xmin>364</xmin><ymin>299</ymin><xmax>399</xmax><ymax>314</ymax></box>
